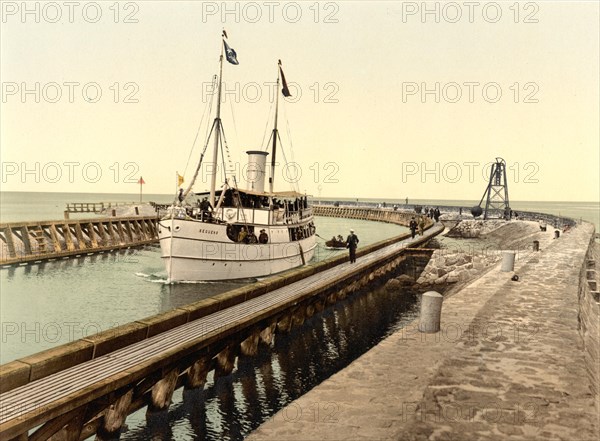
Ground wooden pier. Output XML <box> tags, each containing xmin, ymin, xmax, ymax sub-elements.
<box><xmin>0</xmin><ymin>216</ymin><xmax>158</xmax><ymax>266</ymax></box>
<box><xmin>64</xmin><ymin>202</ymin><xmax>137</xmax><ymax>214</ymax></box>
<box><xmin>0</xmin><ymin>216</ymin><xmax>441</xmax><ymax>440</ymax></box>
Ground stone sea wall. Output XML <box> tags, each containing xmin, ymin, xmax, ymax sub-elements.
<box><xmin>579</xmin><ymin>240</ymin><xmax>599</xmax><ymax>405</ymax></box>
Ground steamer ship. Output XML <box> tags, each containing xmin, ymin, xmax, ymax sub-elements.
<box><xmin>158</xmin><ymin>33</ymin><xmax>317</xmax><ymax>282</ymax></box>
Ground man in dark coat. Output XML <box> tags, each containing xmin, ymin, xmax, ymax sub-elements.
<box><xmin>199</xmin><ymin>197</ymin><xmax>213</xmax><ymax>220</ymax></box>
<box><xmin>409</xmin><ymin>217</ymin><xmax>418</xmax><ymax>239</ymax></box>
<box><xmin>346</xmin><ymin>229</ymin><xmax>359</xmax><ymax>263</ymax></box>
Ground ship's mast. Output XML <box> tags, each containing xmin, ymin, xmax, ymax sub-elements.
<box><xmin>269</xmin><ymin>65</ymin><xmax>280</xmax><ymax>194</ymax></box>
<box><xmin>209</xmin><ymin>40</ymin><xmax>225</xmax><ymax>207</ymax></box>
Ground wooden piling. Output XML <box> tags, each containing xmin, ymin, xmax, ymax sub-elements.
<box><xmin>95</xmin><ymin>390</ymin><xmax>132</xmax><ymax>440</ymax></box>
<box><xmin>292</xmin><ymin>307</ymin><xmax>305</xmax><ymax>327</ymax></box>
<box><xmin>259</xmin><ymin>322</ymin><xmax>276</xmax><ymax>345</ymax></box>
<box><xmin>214</xmin><ymin>346</ymin><xmax>236</xmax><ymax>378</ymax></box>
<box><xmin>185</xmin><ymin>356</ymin><xmax>211</xmax><ymax>390</ymax></box>
<box><xmin>240</xmin><ymin>330</ymin><xmax>260</xmax><ymax>357</ymax></box>
<box><xmin>277</xmin><ymin>314</ymin><xmax>293</xmax><ymax>333</ymax></box>
<box><xmin>147</xmin><ymin>369</ymin><xmax>179</xmax><ymax>413</ymax></box>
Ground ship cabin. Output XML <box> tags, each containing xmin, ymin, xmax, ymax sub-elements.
<box><xmin>172</xmin><ymin>188</ymin><xmax>315</xmax><ymax>244</ymax></box>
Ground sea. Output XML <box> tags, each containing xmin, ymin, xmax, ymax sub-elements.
<box><xmin>0</xmin><ymin>191</ymin><xmax>598</xmax><ymax>440</ymax></box>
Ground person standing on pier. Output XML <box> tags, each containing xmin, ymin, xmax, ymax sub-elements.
<box><xmin>409</xmin><ymin>217</ymin><xmax>418</xmax><ymax>239</ymax></box>
<box><xmin>346</xmin><ymin>229</ymin><xmax>359</xmax><ymax>263</ymax></box>
<box><xmin>418</xmin><ymin>216</ymin><xmax>425</xmax><ymax>236</ymax></box>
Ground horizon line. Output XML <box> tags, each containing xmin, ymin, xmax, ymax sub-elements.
<box><xmin>0</xmin><ymin>190</ymin><xmax>597</xmax><ymax>205</ymax></box>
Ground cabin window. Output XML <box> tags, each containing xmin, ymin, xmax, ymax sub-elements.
<box><xmin>226</xmin><ymin>224</ymin><xmax>258</xmax><ymax>243</ymax></box>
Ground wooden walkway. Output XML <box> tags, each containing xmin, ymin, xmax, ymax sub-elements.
<box><xmin>0</xmin><ymin>224</ymin><xmax>443</xmax><ymax>440</ymax></box>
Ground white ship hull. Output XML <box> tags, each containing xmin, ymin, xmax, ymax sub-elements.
<box><xmin>158</xmin><ymin>216</ymin><xmax>316</xmax><ymax>282</ymax></box>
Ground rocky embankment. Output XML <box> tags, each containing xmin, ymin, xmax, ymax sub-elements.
<box><xmin>416</xmin><ymin>250</ymin><xmax>500</xmax><ymax>287</ymax></box>
<box><xmin>445</xmin><ymin>219</ymin><xmax>507</xmax><ymax>238</ymax></box>
<box><xmin>386</xmin><ymin>220</ymin><xmax>555</xmax><ymax>292</ymax></box>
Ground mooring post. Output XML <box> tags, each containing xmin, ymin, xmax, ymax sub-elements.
<box><xmin>418</xmin><ymin>291</ymin><xmax>443</xmax><ymax>333</ymax></box>
<box><xmin>501</xmin><ymin>251</ymin><xmax>516</xmax><ymax>272</ymax></box>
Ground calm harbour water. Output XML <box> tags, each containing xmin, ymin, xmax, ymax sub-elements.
<box><xmin>0</xmin><ymin>191</ymin><xmax>598</xmax><ymax>440</ymax></box>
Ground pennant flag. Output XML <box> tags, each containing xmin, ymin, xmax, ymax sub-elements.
<box><xmin>138</xmin><ymin>177</ymin><xmax>145</xmax><ymax>185</ymax></box>
<box><xmin>279</xmin><ymin>60</ymin><xmax>291</xmax><ymax>97</ymax></box>
<box><xmin>223</xmin><ymin>40</ymin><xmax>239</xmax><ymax>65</ymax></box>
<box><xmin>177</xmin><ymin>173</ymin><xmax>184</xmax><ymax>186</ymax></box>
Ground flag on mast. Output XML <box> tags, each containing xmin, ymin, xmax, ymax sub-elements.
<box><xmin>177</xmin><ymin>173</ymin><xmax>184</xmax><ymax>186</ymax></box>
<box><xmin>222</xmin><ymin>30</ymin><xmax>239</xmax><ymax>65</ymax></box>
<box><xmin>279</xmin><ymin>60</ymin><xmax>291</xmax><ymax>97</ymax></box>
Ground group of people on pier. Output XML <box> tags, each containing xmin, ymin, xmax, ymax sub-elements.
<box><xmin>422</xmin><ymin>207</ymin><xmax>441</xmax><ymax>222</ymax></box>
<box><xmin>409</xmin><ymin>216</ymin><xmax>426</xmax><ymax>239</ymax></box>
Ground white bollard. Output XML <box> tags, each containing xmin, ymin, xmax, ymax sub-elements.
<box><xmin>418</xmin><ymin>291</ymin><xmax>443</xmax><ymax>333</ymax></box>
<box><xmin>501</xmin><ymin>251</ymin><xmax>516</xmax><ymax>272</ymax></box>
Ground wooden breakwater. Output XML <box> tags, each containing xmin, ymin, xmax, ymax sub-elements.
<box><xmin>0</xmin><ymin>216</ymin><xmax>158</xmax><ymax>266</ymax></box>
<box><xmin>313</xmin><ymin>205</ymin><xmax>414</xmax><ymax>225</ymax></box>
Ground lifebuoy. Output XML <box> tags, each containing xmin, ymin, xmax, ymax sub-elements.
<box><xmin>225</xmin><ymin>208</ymin><xmax>235</xmax><ymax>219</ymax></box>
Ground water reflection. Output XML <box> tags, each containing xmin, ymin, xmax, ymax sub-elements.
<box><xmin>120</xmin><ymin>280</ymin><xmax>420</xmax><ymax>441</ymax></box>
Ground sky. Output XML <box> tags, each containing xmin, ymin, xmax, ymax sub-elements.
<box><xmin>1</xmin><ymin>1</ymin><xmax>598</xmax><ymax>202</ymax></box>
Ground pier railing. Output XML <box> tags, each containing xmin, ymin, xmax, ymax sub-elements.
<box><xmin>64</xmin><ymin>202</ymin><xmax>138</xmax><ymax>214</ymax></box>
